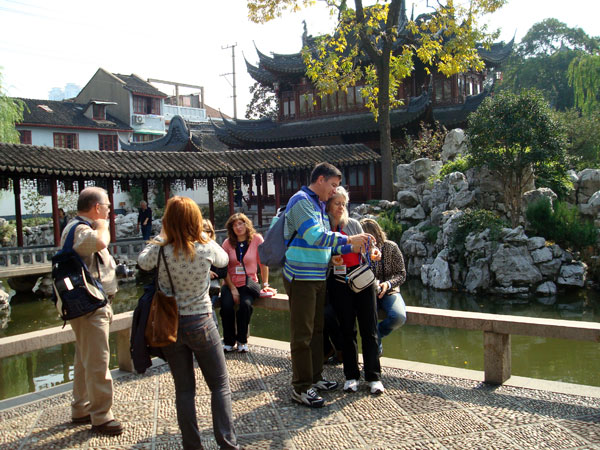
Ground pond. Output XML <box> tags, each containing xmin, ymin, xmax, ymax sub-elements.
<box><xmin>0</xmin><ymin>275</ymin><xmax>599</xmax><ymax>400</ymax></box>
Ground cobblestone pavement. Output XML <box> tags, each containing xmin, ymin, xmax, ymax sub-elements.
<box><xmin>1</xmin><ymin>344</ymin><xmax>600</xmax><ymax>449</ymax></box>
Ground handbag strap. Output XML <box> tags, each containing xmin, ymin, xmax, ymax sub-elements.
<box><xmin>156</xmin><ymin>246</ymin><xmax>176</xmax><ymax>294</ymax></box>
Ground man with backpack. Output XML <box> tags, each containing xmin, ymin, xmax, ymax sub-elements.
<box><xmin>60</xmin><ymin>187</ymin><xmax>122</xmax><ymax>435</ymax></box>
<box><xmin>282</xmin><ymin>162</ymin><xmax>372</xmax><ymax>407</ymax></box>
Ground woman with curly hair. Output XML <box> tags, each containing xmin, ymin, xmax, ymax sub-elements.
<box><xmin>220</xmin><ymin>213</ymin><xmax>275</xmax><ymax>353</ymax></box>
<box><xmin>359</xmin><ymin>218</ymin><xmax>407</xmax><ymax>355</ymax></box>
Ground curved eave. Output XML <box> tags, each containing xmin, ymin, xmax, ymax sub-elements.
<box><xmin>478</xmin><ymin>38</ymin><xmax>514</xmax><ymax>66</ymax></box>
<box><xmin>245</xmin><ymin>59</ymin><xmax>277</xmax><ymax>87</ymax></box>
<box><xmin>255</xmin><ymin>46</ymin><xmax>306</xmax><ymax>75</ymax></box>
<box><xmin>120</xmin><ymin>115</ymin><xmax>191</xmax><ymax>152</ymax></box>
<box><xmin>433</xmin><ymin>90</ymin><xmax>489</xmax><ymax>127</ymax></box>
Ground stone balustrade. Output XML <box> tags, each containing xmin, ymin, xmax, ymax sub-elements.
<box><xmin>1</xmin><ymin>293</ymin><xmax>599</xmax><ymax>385</ymax></box>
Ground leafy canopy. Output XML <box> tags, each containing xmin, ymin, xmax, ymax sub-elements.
<box><xmin>467</xmin><ymin>89</ymin><xmax>567</xmax><ymax>226</ymax></box>
<box><xmin>568</xmin><ymin>53</ymin><xmax>600</xmax><ymax>115</ymax></box>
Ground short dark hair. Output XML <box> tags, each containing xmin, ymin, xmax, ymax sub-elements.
<box><xmin>310</xmin><ymin>162</ymin><xmax>342</xmax><ymax>183</ymax></box>
<box><xmin>77</xmin><ymin>187</ymin><xmax>107</xmax><ymax>212</ymax></box>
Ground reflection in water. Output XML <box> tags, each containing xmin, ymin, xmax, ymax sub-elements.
<box><xmin>0</xmin><ymin>276</ymin><xmax>599</xmax><ymax>400</ymax></box>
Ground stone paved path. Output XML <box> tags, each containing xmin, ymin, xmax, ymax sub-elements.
<box><xmin>1</xmin><ymin>343</ymin><xmax>600</xmax><ymax>449</ymax></box>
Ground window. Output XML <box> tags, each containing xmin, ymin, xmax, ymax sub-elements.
<box><xmin>92</xmin><ymin>104</ymin><xmax>106</xmax><ymax>120</ymax></box>
<box><xmin>19</xmin><ymin>130</ymin><xmax>32</xmax><ymax>144</ymax></box>
<box><xmin>133</xmin><ymin>95</ymin><xmax>161</xmax><ymax>115</ymax></box>
<box><xmin>53</xmin><ymin>133</ymin><xmax>78</xmax><ymax>149</ymax></box>
<box><xmin>299</xmin><ymin>92</ymin><xmax>314</xmax><ymax>116</ymax></box>
<box><xmin>98</xmin><ymin>134</ymin><xmax>118</xmax><ymax>151</ymax></box>
<box><xmin>133</xmin><ymin>133</ymin><xmax>158</xmax><ymax>143</ymax></box>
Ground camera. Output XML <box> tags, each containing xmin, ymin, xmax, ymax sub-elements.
<box><xmin>116</xmin><ymin>263</ymin><xmax>134</xmax><ymax>279</ymax></box>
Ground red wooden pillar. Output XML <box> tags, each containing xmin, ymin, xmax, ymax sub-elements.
<box><xmin>365</xmin><ymin>164</ymin><xmax>372</xmax><ymax>201</ymax></box>
<box><xmin>274</xmin><ymin>172</ymin><xmax>281</xmax><ymax>211</ymax></box>
<box><xmin>163</xmin><ymin>178</ymin><xmax>170</xmax><ymax>203</ymax></box>
<box><xmin>344</xmin><ymin>166</ymin><xmax>350</xmax><ymax>188</ymax></box>
<box><xmin>51</xmin><ymin>177</ymin><xmax>60</xmax><ymax>246</ymax></box>
<box><xmin>207</xmin><ymin>178</ymin><xmax>215</xmax><ymax>226</ymax></box>
<box><xmin>255</xmin><ymin>174</ymin><xmax>263</xmax><ymax>227</ymax></box>
<box><xmin>13</xmin><ymin>176</ymin><xmax>23</xmax><ymax>247</ymax></box>
<box><xmin>142</xmin><ymin>179</ymin><xmax>149</xmax><ymax>203</ymax></box>
<box><xmin>107</xmin><ymin>178</ymin><xmax>116</xmax><ymax>243</ymax></box>
<box><xmin>227</xmin><ymin>176</ymin><xmax>234</xmax><ymax>216</ymax></box>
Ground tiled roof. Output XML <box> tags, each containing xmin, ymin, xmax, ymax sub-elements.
<box><xmin>214</xmin><ymin>91</ymin><xmax>430</xmax><ymax>146</ymax></box>
<box><xmin>0</xmin><ymin>143</ymin><xmax>380</xmax><ymax>179</ymax></box>
<box><xmin>120</xmin><ymin>116</ymin><xmax>195</xmax><ymax>152</ymax></box>
<box><xmin>477</xmin><ymin>38</ymin><xmax>515</xmax><ymax>66</ymax></box>
<box><xmin>433</xmin><ymin>90</ymin><xmax>490</xmax><ymax>127</ymax></box>
<box><xmin>16</xmin><ymin>98</ymin><xmax>132</xmax><ymax>131</ymax></box>
<box><xmin>113</xmin><ymin>73</ymin><xmax>167</xmax><ymax>97</ymax></box>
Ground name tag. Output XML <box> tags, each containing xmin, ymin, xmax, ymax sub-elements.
<box><xmin>333</xmin><ymin>265</ymin><xmax>347</xmax><ymax>275</ymax></box>
<box><xmin>235</xmin><ymin>265</ymin><xmax>246</xmax><ymax>275</ymax></box>
<box><xmin>63</xmin><ymin>277</ymin><xmax>74</xmax><ymax>290</ymax></box>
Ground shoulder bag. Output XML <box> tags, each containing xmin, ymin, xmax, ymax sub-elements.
<box><xmin>345</xmin><ymin>241</ymin><xmax>376</xmax><ymax>293</ymax></box>
<box><xmin>239</xmin><ymin>247</ymin><xmax>262</xmax><ymax>298</ymax></box>
<box><xmin>145</xmin><ymin>246</ymin><xmax>179</xmax><ymax>347</ymax></box>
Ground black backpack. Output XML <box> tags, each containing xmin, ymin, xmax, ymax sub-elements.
<box><xmin>258</xmin><ymin>207</ymin><xmax>297</xmax><ymax>268</ymax></box>
<box><xmin>51</xmin><ymin>218</ymin><xmax>108</xmax><ymax>323</ymax></box>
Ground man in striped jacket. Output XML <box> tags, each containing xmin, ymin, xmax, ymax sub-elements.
<box><xmin>283</xmin><ymin>162</ymin><xmax>372</xmax><ymax>407</ymax></box>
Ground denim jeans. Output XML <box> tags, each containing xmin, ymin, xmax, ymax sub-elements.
<box><xmin>220</xmin><ymin>285</ymin><xmax>254</xmax><ymax>346</ymax></box>
<box><xmin>377</xmin><ymin>292</ymin><xmax>407</xmax><ymax>339</ymax></box>
<box><xmin>161</xmin><ymin>314</ymin><xmax>238</xmax><ymax>450</ymax></box>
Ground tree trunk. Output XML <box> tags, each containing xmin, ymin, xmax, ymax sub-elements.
<box><xmin>378</xmin><ymin>61</ymin><xmax>394</xmax><ymax>201</ymax></box>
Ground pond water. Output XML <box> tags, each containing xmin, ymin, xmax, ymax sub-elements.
<box><xmin>0</xmin><ymin>275</ymin><xmax>599</xmax><ymax>400</ymax></box>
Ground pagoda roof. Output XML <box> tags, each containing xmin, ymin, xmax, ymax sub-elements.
<box><xmin>0</xmin><ymin>143</ymin><xmax>379</xmax><ymax>179</ymax></box>
<box><xmin>120</xmin><ymin>116</ymin><xmax>198</xmax><ymax>152</ymax></box>
<box><xmin>214</xmin><ymin>91</ymin><xmax>430</xmax><ymax>146</ymax></box>
<box><xmin>476</xmin><ymin>38</ymin><xmax>515</xmax><ymax>66</ymax></box>
<box><xmin>433</xmin><ymin>90</ymin><xmax>489</xmax><ymax>127</ymax></box>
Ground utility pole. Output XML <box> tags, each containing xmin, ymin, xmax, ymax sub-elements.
<box><xmin>220</xmin><ymin>43</ymin><xmax>237</xmax><ymax>118</ymax></box>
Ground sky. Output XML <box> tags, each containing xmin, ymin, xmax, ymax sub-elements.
<box><xmin>1</xmin><ymin>0</ymin><xmax>599</xmax><ymax>119</ymax></box>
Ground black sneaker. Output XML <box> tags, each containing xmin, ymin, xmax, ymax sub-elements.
<box><xmin>291</xmin><ymin>388</ymin><xmax>325</xmax><ymax>408</ymax></box>
<box><xmin>312</xmin><ymin>379</ymin><xmax>338</xmax><ymax>391</ymax></box>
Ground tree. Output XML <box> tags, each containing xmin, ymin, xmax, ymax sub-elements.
<box><xmin>245</xmin><ymin>82</ymin><xmax>279</xmax><ymax>119</ymax></box>
<box><xmin>247</xmin><ymin>0</ymin><xmax>505</xmax><ymax>200</ymax></box>
<box><xmin>568</xmin><ymin>53</ymin><xmax>600</xmax><ymax>115</ymax></box>
<box><xmin>0</xmin><ymin>69</ymin><xmax>25</xmax><ymax>143</ymax></box>
<box><xmin>499</xmin><ymin>19</ymin><xmax>600</xmax><ymax>111</ymax></box>
<box><xmin>467</xmin><ymin>89</ymin><xmax>567</xmax><ymax>227</ymax></box>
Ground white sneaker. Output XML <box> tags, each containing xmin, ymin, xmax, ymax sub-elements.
<box><xmin>223</xmin><ymin>343</ymin><xmax>235</xmax><ymax>353</ymax></box>
<box><xmin>369</xmin><ymin>380</ymin><xmax>385</xmax><ymax>395</ymax></box>
<box><xmin>291</xmin><ymin>388</ymin><xmax>325</xmax><ymax>408</ymax></box>
<box><xmin>237</xmin><ymin>343</ymin><xmax>249</xmax><ymax>353</ymax></box>
<box><xmin>343</xmin><ymin>379</ymin><xmax>359</xmax><ymax>392</ymax></box>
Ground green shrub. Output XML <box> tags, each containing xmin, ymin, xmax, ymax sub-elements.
<box><xmin>450</xmin><ymin>209</ymin><xmax>506</xmax><ymax>257</ymax></box>
<box><xmin>526</xmin><ymin>197</ymin><xmax>598</xmax><ymax>250</ymax></box>
<box><xmin>534</xmin><ymin>161</ymin><xmax>573</xmax><ymax>201</ymax></box>
<box><xmin>438</xmin><ymin>155</ymin><xmax>473</xmax><ymax>180</ymax></box>
<box><xmin>377</xmin><ymin>209</ymin><xmax>403</xmax><ymax>244</ymax></box>
<box><xmin>0</xmin><ymin>221</ymin><xmax>15</xmax><ymax>246</ymax></box>
<box><xmin>420</xmin><ymin>224</ymin><xmax>440</xmax><ymax>244</ymax></box>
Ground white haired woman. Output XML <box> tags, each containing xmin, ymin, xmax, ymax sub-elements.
<box><xmin>327</xmin><ymin>186</ymin><xmax>384</xmax><ymax>395</ymax></box>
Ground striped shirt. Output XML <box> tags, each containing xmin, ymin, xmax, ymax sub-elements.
<box><xmin>283</xmin><ymin>186</ymin><xmax>352</xmax><ymax>281</ymax></box>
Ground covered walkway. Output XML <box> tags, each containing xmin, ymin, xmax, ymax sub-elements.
<box><xmin>1</xmin><ymin>338</ymin><xmax>599</xmax><ymax>450</ymax></box>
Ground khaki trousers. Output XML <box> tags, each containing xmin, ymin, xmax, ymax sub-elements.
<box><xmin>284</xmin><ymin>278</ymin><xmax>326</xmax><ymax>393</ymax></box>
<box><xmin>69</xmin><ymin>304</ymin><xmax>114</xmax><ymax>425</ymax></box>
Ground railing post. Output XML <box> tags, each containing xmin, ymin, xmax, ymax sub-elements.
<box><xmin>116</xmin><ymin>328</ymin><xmax>134</xmax><ymax>372</ymax></box>
<box><xmin>484</xmin><ymin>331</ymin><xmax>511</xmax><ymax>384</ymax></box>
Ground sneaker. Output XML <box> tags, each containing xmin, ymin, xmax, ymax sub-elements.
<box><xmin>91</xmin><ymin>419</ymin><xmax>123</xmax><ymax>436</ymax></box>
<box><xmin>291</xmin><ymin>388</ymin><xmax>325</xmax><ymax>408</ymax></box>
<box><xmin>237</xmin><ymin>343</ymin><xmax>249</xmax><ymax>353</ymax></box>
<box><xmin>343</xmin><ymin>379</ymin><xmax>359</xmax><ymax>392</ymax></box>
<box><xmin>312</xmin><ymin>379</ymin><xmax>338</xmax><ymax>391</ymax></box>
<box><xmin>369</xmin><ymin>380</ymin><xmax>385</xmax><ymax>395</ymax></box>
<box><xmin>223</xmin><ymin>343</ymin><xmax>236</xmax><ymax>353</ymax></box>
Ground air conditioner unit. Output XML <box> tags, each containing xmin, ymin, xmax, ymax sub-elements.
<box><xmin>133</xmin><ymin>114</ymin><xmax>145</xmax><ymax>124</ymax></box>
